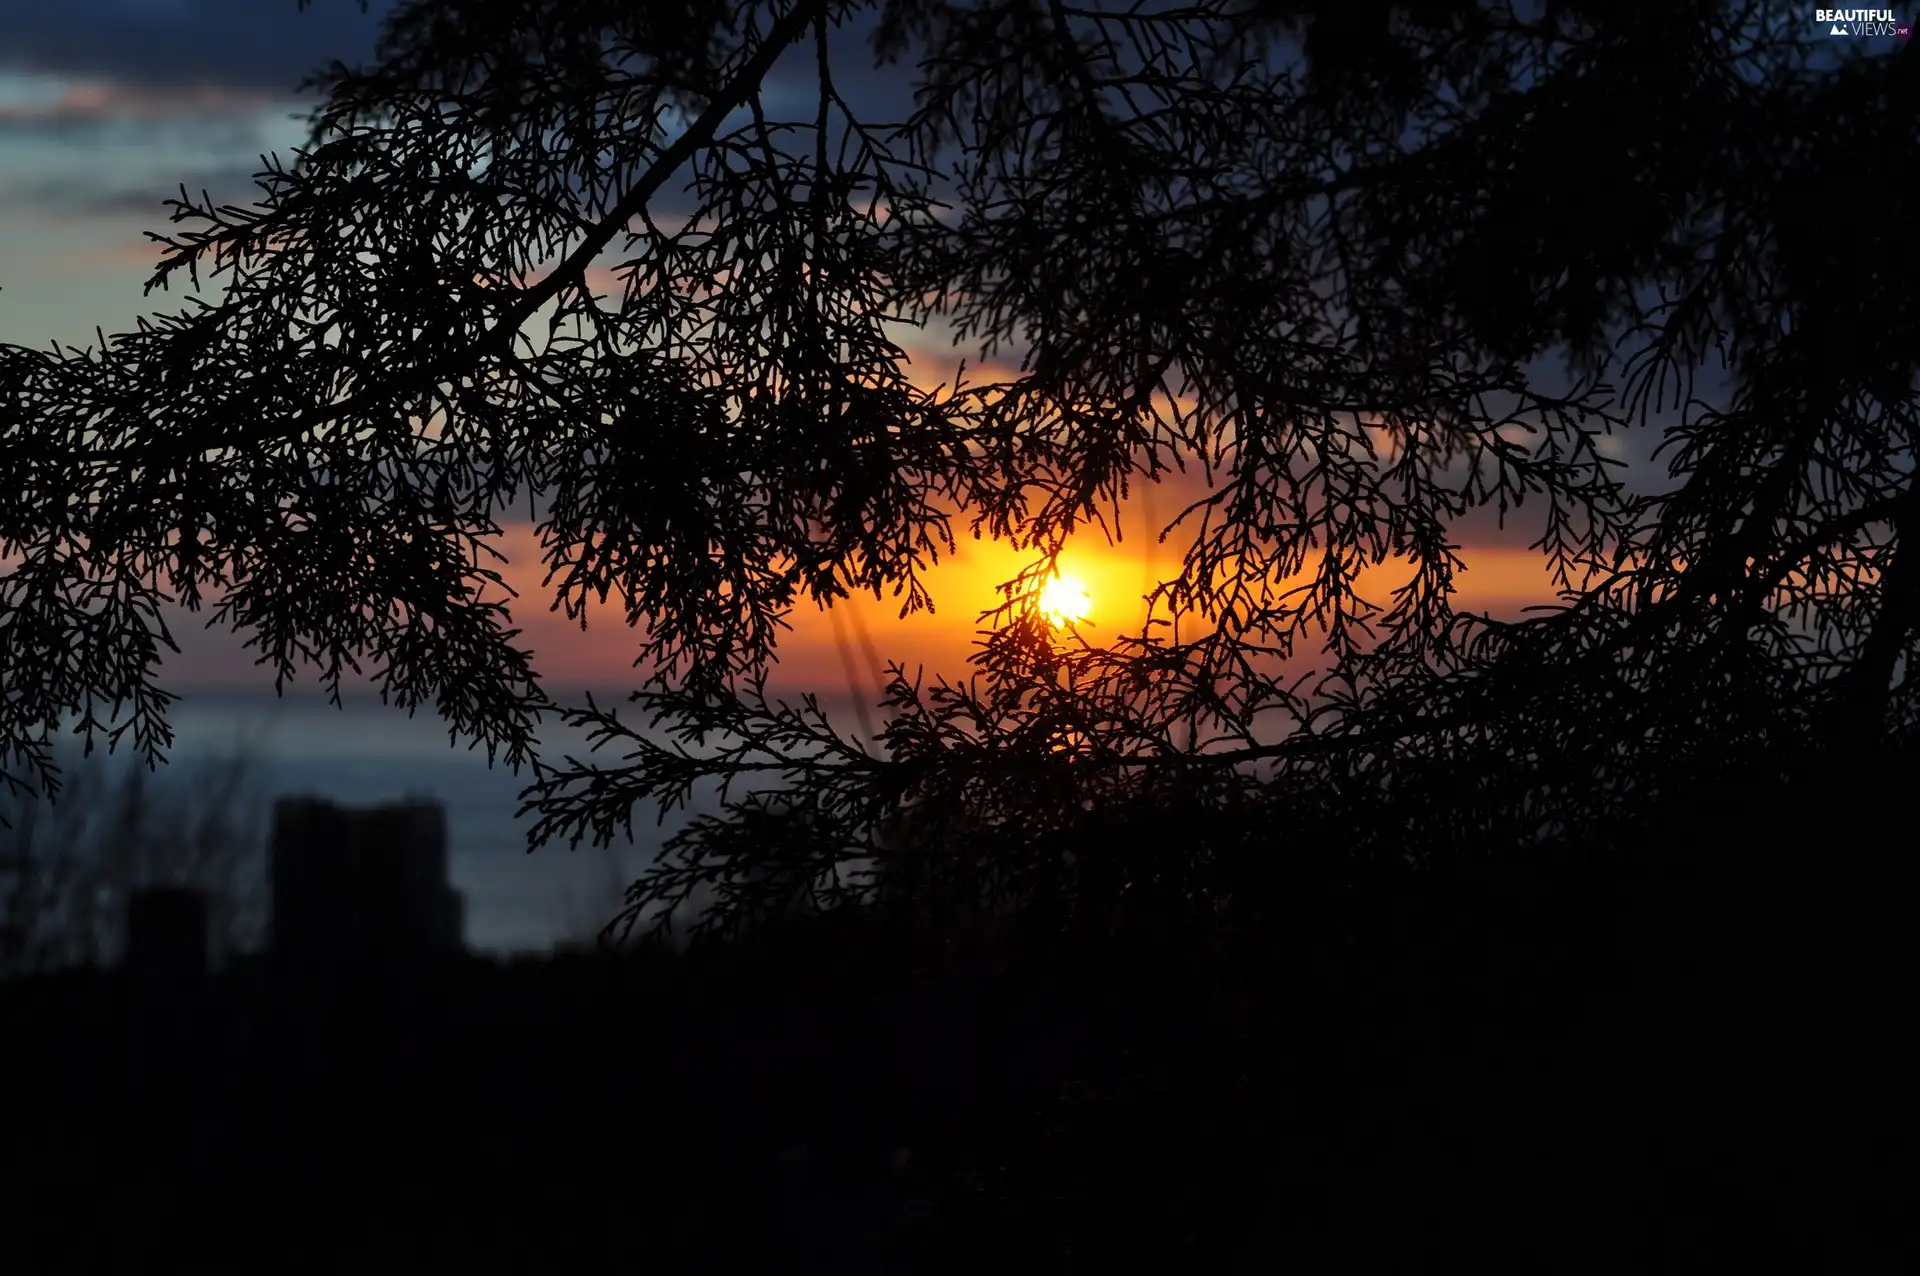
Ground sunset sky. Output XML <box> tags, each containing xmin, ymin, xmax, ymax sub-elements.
<box><xmin>0</xmin><ymin>1</ymin><xmax>1653</xmax><ymax>947</ymax></box>
<box><xmin>0</xmin><ymin>0</ymin><xmax>1629</xmax><ymax>705</ymax></box>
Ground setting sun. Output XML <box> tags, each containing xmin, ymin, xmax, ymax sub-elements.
<box><xmin>1038</xmin><ymin>573</ymin><xmax>1092</xmax><ymax>628</ymax></box>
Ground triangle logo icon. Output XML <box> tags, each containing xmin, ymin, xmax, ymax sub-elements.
<box><xmin>1831</xmin><ymin>22</ymin><xmax>1847</xmax><ymax>33</ymax></box>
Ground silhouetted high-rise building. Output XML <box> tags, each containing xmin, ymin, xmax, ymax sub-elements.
<box><xmin>270</xmin><ymin>796</ymin><xmax>464</xmax><ymax>965</ymax></box>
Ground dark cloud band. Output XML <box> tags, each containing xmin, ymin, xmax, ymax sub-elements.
<box><xmin>0</xmin><ymin>0</ymin><xmax>388</xmax><ymax>92</ymax></box>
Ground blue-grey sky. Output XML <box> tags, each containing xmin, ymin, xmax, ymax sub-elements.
<box><xmin>0</xmin><ymin>0</ymin><xmax>930</xmax><ymax>335</ymax></box>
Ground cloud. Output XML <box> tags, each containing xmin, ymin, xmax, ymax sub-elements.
<box><xmin>0</xmin><ymin>77</ymin><xmax>289</xmax><ymax>138</ymax></box>
<box><xmin>0</xmin><ymin>73</ymin><xmax>299</xmax><ymax>232</ymax></box>
<box><xmin>0</xmin><ymin>0</ymin><xmax>389</xmax><ymax>93</ymax></box>
<box><xmin>0</xmin><ymin>1</ymin><xmax>921</xmax><ymax>110</ymax></box>
<box><xmin>3</xmin><ymin>163</ymin><xmax>271</xmax><ymax>220</ymax></box>
<box><xmin>49</xmin><ymin>238</ymin><xmax>175</xmax><ymax>274</ymax></box>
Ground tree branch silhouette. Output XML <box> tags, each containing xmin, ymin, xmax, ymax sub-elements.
<box><xmin>3</xmin><ymin>1</ymin><xmax>1916</xmax><ymax>946</ymax></box>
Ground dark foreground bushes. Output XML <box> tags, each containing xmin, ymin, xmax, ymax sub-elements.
<box><xmin>3</xmin><ymin>760</ymin><xmax>1915</xmax><ymax>1273</ymax></box>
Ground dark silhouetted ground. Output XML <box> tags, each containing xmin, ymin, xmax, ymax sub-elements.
<box><xmin>3</xmin><ymin>762</ymin><xmax>1915</xmax><ymax>1273</ymax></box>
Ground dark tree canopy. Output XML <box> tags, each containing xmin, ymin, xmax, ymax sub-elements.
<box><xmin>1</xmin><ymin>0</ymin><xmax>1915</xmax><ymax>944</ymax></box>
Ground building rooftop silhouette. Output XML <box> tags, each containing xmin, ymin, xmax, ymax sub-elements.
<box><xmin>269</xmin><ymin>795</ymin><xmax>464</xmax><ymax>965</ymax></box>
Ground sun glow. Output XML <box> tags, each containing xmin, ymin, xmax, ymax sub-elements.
<box><xmin>1038</xmin><ymin>573</ymin><xmax>1093</xmax><ymax>628</ymax></box>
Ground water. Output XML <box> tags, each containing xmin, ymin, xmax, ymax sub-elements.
<box><xmin>29</xmin><ymin>690</ymin><xmax>742</xmax><ymax>955</ymax></box>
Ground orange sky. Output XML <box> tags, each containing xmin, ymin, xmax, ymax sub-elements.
<box><xmin>136</xmin><ymin>478</ymin><xmax>1565</xmax><ymax>706</ymax></box>
<box><xmin>743</xmin><ymin>494</ymin><xmax>1563</xmax><ymax>701</ymax></box>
